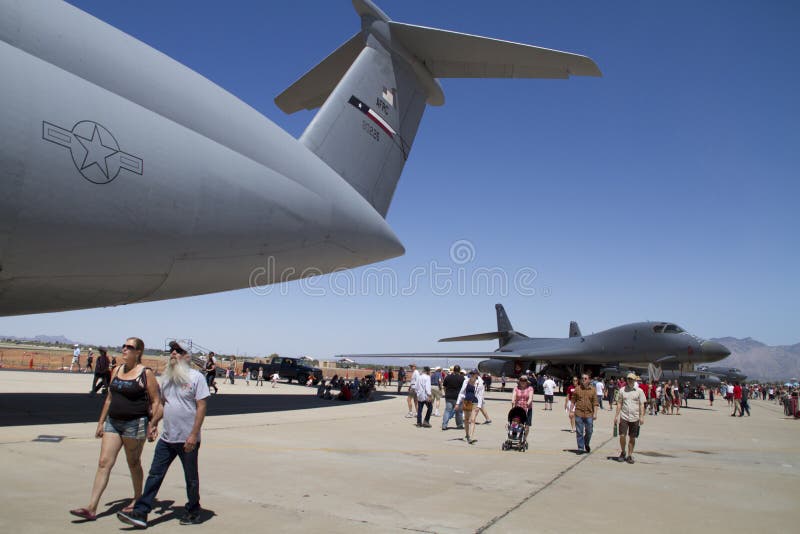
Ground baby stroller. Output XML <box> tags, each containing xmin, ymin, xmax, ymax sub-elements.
<box><xmin>501</xmin><ymin>406</ymin><xmax>529</xmax><ymax>451</ymax></box>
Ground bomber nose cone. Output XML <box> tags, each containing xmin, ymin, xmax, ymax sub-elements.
<box><xmin>700</xmin><ymin>341</ymin><xmax>730</xmax><ymax>362</ymax></box>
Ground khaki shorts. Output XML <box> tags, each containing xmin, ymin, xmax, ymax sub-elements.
<box><xmin>431</xmin><ymin>388</ymin><xmax>442</xmax><ymax>401</ymax></box>
<box><xmin>618</xmin><ymin>419</ymin><xmax>640</xmax><ymax>438</ymax></box>
<box><xmin>408</xmin><ymin>388</ymin><xmax>417</xmax><ymax>399</ymax></box>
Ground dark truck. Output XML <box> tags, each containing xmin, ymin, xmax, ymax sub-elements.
<box><xmin>242</xmin><ymin>357</ymin><xmax>322</xmax><ymax>385</ymax></box>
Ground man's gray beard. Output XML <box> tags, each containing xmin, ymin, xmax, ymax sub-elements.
<box><xmin>162</xmin><ymin>359</ymin><xmax>190</xmax><ymax>386</ymax></box>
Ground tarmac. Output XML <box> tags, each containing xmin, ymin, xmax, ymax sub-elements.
<box><xmin>0</xmin><ymin>370</ymin><xmax>797</xmax><ymax>533</ymax></box>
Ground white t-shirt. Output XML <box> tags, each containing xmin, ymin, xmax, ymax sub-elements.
<box><xmin>727</xmin><ymin>385</ymin><xmax>734</xmax><ymax>395</ymax></box>
<box><xmin>410</xmin><ymin>369</ymin><xmax>420</xmax><ymax>387</ymax></box>
<box><xmin>73</xmin><ymin>347</ymin><xmax>80</xmax><ymax>360</ymax></box>
<box><xmin>595</xmin><ymin>381</ymin><xmax>605</xmax><ymax>396</ymax></box>
<box><xmin>415</xmin><ymin>373</ymin><xmax>432</xmax><ymax>402</ymax></box>
<box><xmin>160</xmin><ymin>369</ymin><xmax>210</xmax><ymax>443</ymax></box>
<box><xmin>543</xmin><ymin>379</ymin><xmax>556</xmax><ymax>396</ymax></box>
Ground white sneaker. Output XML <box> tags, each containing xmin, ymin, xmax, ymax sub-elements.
<box><xmin>405</xmin><ymin>412</ymin><xmax>414</xmax><ymax>418</ymax></box>
<box><xmin>433</xmin><ymin>411</ymin><xmax>440</xmax><ymax>417</ymax></box>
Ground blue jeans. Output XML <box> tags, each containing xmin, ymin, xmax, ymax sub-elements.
<box><xmin>597</xmin><ymin>395</ymin><xmax>604</xmax><ymax>410</ymax></box>
<box><xmin>575</xmin><ymin>416</ymin><xmax>594</xmax><ymax>451</ymax></box>
<box><xmin>442</xmin><ymin>399</ymin><xmax>463</xmax><ymax>429</ymax></box>
<box><xmin>134</xmin><ymin>439</ymin><xmax>201</xmax><ymax>515</ymax></box>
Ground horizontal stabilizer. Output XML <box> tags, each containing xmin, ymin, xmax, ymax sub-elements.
<box><xmin>388</xmin><ymin>22</ymin><xmax>602</xmax><ymax>79</ymax></box>
<box><xmin>439</xmin><ymin>331</ymin><xmax>504</xmax><ymax>342</ymax></box>
<box><xmin>275</xmin><ymin>32</ymin><xmax>364</xmax><ymax>114</ymax></box>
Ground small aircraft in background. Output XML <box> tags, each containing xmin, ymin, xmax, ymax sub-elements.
<box><xmin>695</xmin><ymin>365</ymin><xmax>747</xmax><ymax>383</ymax></box>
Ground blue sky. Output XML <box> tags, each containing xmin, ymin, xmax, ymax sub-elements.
<box><xmin>2</xmin><ymin>1</ymin><xmax>798</xmax><ymax>357</ymax></box>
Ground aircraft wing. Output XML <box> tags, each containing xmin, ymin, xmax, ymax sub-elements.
<box><xmin>337</xmin><ymin>352</ymin><xmax>522</xmax><ymax>360</ymax></box>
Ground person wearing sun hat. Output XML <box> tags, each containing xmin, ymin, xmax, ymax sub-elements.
<box><xmin>614</xmin><ymin>372</ymin><xmax>646</xmax><ymax>464</ymax></box>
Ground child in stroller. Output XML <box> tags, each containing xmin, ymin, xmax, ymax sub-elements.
<box><xmin>502</xmin><ymin>406</ymin><xmax>529</xmax><ymax>451</ymax></box>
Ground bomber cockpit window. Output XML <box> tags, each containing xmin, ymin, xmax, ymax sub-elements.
<box><xmin>652</xmin><ymin>324</ymin><xmax>666</xmax><ymax>333</ymax></box>
<box><xmin>663</xmin><ymin>324</ymin><xmax>684</xmax><ymax>333</ymax></box>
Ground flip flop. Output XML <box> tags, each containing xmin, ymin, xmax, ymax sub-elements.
<box><xmin>69</xmin><ymin>508</ymin><xmax>97</xmax><ymax>521</ymax></box>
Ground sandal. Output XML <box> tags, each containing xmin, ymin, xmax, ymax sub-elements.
<box><xmin>70</xmin><ymin>508</ymin><xmax>97</xmax><ymax>521</ymax></box>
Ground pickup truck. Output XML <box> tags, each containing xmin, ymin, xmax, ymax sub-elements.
<box><xmin>242</xmin><ymin>357</ymin><xmax>322</xmax><ymax>385</ymax></box>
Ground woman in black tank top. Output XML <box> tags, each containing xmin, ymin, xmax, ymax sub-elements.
<box><xmin>70</xmin><ymin>337</ymin><xmax>160</xmax><ymax>521</ymax></box>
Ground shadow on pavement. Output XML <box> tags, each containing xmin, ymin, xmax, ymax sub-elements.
<box><xmin>0</xmin><ymin>390</ymin><xmax>397</xmax><ymax>427</ymax></box>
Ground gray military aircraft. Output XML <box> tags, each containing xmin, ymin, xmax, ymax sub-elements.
<box><xmin>343</xmin><ymin>304</ymin><xmax>731</xmax><ymax>380</ymax></box>
<box><xmin>0</xmin><ymin>0</ymin><xmax>600</xmax><ymax>316</ymax></box>
<box><xmin>695</xmin><ymin>365</ymin><xmax>747</xmax><ymax>383</ymax></box>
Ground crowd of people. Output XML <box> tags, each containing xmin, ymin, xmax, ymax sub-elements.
<box><xmin>381</xmin><ymin>364</ymin><xmax>796</xmax><ymax>464</ymax></box>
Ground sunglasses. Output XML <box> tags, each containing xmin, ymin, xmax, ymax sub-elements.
<box><xmin>122</xmin><ymin>344</ymin><xmax>138</xmax><ymax>351</ymax></box>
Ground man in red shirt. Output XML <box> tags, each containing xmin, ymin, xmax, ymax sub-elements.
<box><xmin>732</xmin><ymin>383</ymin><xmax>743</xmax><ymax>416</ymax></box>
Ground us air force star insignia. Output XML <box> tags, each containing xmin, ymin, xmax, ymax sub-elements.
<box><xmin>42</xmin><ymin>120</ymin><xmax>143</xmax><ymax>184</ymax></box>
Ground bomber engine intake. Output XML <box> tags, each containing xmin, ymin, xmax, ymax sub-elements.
<box><xmin>478</xmin><ymin>359</ymin><xmax>530</xmax><ymax>377</ymax></box>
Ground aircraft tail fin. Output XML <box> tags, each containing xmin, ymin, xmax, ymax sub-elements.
<box><xmin>569</xmin><ymin>321</ymin><xmax>582</xmax><ymax>338</ymax></box>
<box><xmin>438</xmin><ymin>303</ymin><xmax>526</xmax><ymax>349</ymax></box>
<box><xmin>275</xmin><ymin>0</ymin><xmax>601</xmax><ymax>217</ymax></box>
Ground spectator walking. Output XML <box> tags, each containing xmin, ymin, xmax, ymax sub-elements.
<box><xmin>565</xmin><ymin>376</ymin><xmax>578</xmax><ymax>432</ymax></box>
<box><xmin>594</xmin><ymin>377</ymin><xmax>605</xmax><ymax>410</ymax></box>
<box><xmin>614</xmin><ymin>373</ymin><xmax>646</xmax><ymax>464</ymax></box>
<box><xmin>415</xmin><ymin>367</ymin><xmax>433</xmax><ymax>428</ymax></box>
<box><xmin>70</xmin><ymin>338</ymin><xmax>160</xmax><ymax>521</ymax></box>
<box><xmin>511</xmin><ymin>375</ymin><xmax>534</xmax><ymax>441</ymax></box>
<box><xmin>405</xmin><ymin>364</ymin><xmax>419</xmax><ymax>418</ymax></box>
<box><xmin>204</xmin><ymin>353</ymin><xmax>218</xmax><ymax>394</ymax></box>
<box><xmin>70</xmin><ymin>344</ymin><xmax>81</xmax><ymax>372</ymax></box>
<box><xmin>573</xmin><ymin>374</ymin><xmax>598</xmax><ymax>454</ymax></box>
<box><xmin>455</xmin><ymin>369</ymin><xmax>485</xmax><ymax>444</ymax></box>
<box><xmin>739</xmin><ymin>390</ymin><xmax>751</xmax><ymax>417</ymax></box>
<box><xmin>542</xmin><ymin>375</ymin><xmax>556</xmax><ymax>410</ymax></box>
<box><xmin>442</xmin><ymin>365</ymin><xmax>465</xmax><ymax>431</ymax></box>
<box><xmin>430</xmin><ymin>366</ymin><xmax>443</xmax><ymax>417</ymax></box>
<box><xmin>89</xmin><ymin>348</ymin><xmax>111</xmax><ymax>396</ymax></box>
<box><xmin>117</xmin><ymin>340</ymin><xmax>209</xmax><ymax>528</ymax></box>
<box><xmin>732</xmin><ymin>382</ymin><xmax>743</xmax><ymax>416</ymax></box>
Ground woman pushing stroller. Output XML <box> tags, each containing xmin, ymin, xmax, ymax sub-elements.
<box><xmin>511</xmin><ymin>375</ymin><xmax>534</xmax><ymax>442</ymax></box>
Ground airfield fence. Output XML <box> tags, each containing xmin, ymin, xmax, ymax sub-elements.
<box><xmin>0</xmin><ymin>347</ymin><xmax>168</xmax><ymax>373</ymax></box>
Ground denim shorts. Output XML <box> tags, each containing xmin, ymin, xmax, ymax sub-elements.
<box><xmin>104</xmin><ymin>416</ymin><xmax>148</xmax><ymax>440</ymax></box>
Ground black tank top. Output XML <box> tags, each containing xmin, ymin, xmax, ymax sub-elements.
<box><xmin>108</xmin><ymin>367</ymin><xmax>149</xmax><ymax>421</ymax></box>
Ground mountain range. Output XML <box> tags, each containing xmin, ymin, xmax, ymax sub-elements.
<box><xmin>1</xmin><ymin>334</ymin><xmax>80</xmax><ymax>345</ymax></box>
<box><xmin>710</xmin><ymin>337</ymin><xmax>800</xmax><ymax>381</ymax></box>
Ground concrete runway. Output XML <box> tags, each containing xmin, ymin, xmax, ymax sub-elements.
<box><xmin>0</xmin><ymin>370</ymin><xmax>797</xmax><ymax>533</ymax></box>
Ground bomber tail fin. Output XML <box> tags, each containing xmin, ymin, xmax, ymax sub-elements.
<box><xmin>569</xmin><ymin>321</ymin><xmax>582</xmax><ymax>338</ymax></box>
<box><xmin>439</xmin><ymin>303</ymin><xmax>526</xmax><ymax>349</ymax></box>
<box><xmin>275</xmin><ymin>0</ymin><xmax>601</xmax><ymax>217</ymax></box>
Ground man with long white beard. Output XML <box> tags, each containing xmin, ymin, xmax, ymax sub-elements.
<box><xmin>118</xmin><ymin>340</ymin><xmax>209</xmax><ymax>528</ymax></box>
